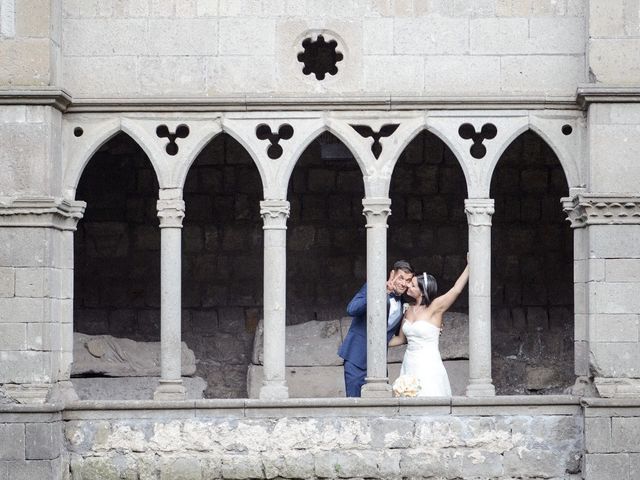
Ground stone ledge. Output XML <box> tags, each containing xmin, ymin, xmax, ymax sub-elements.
<box><xmin>60</xmin><ymin>395</ymin><xmax>583</xmax><ymax>420</ymax></box>
<box><xmin>0</xmin><ymin>87</ymin><xmax>72</xmax><ymax>111</ymax></box>
<box><xmin>64</xmin><ymin>94</ymin><xmax>580</xmax><ymax>113</ymax></box>
<box><xmin>0</xmin><ymin>197</ymin><xmax>86</xmax><ymax>230</ymax></box>
<box><xmin>577</xmin><ymin>84</ymin><xmax>640</xmax><ymax>107</ymax></box>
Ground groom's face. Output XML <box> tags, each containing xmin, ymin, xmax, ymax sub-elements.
<box><xmin>390</xmin><ymin>269</ymin><xmax>413</xmax><ymax>296</ymax></box>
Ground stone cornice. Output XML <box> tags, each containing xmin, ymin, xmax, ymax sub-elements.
<box><xmin>576</xmin><ymin>84</ymin><xmax>640</xmax><ymax>107</ymax></box>
<box><xmin>562</xmin><ymin>194</ymin><xmax>640</xmax><ymax>227</ymax></box>
<box><xmin>0</xmin><ymin>87</ymin><xmax>72</xmax><ymax>112</ymax></box>
<box><xmin>65</xmin><ymin>95</ymin><xmax>580</xmax><ymax>113</ymax></box>
<box><xmin>0</xmin><ymin>197</ymin><xmax>86</xmax><ymax>230</ymax></box>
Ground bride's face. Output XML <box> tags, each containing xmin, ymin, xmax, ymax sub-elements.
<box><xmin>406</xmin><ymin>277</ymin><xmax>421</xmax><ymax>300</ymax></box>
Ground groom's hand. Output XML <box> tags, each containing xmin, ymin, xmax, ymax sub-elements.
<box><xmin>386</xmin><ymin>270</ymin><xmax>395</xmax><ymax>293</ymax></box>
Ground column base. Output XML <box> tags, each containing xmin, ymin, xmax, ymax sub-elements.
<box><xmin>259</xmin><ymin>382</ymin><xmax>289</xmax><ymax>400</ymax></box>
<box><xmin>153</xmin><ymin>380</ymin><xmax>187</xmax><ymax>401</ymax></box>
<box><xmin>361</xmin><ymin>377</ymin><xmax>392</xmax><ymax>398</ymax></box>
<box><xmin>465</xmin><ymin>381</ymin><xmax>496</xmax><ymax>397</ymax></box>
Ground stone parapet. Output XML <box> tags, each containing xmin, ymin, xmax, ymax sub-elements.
<box><xmin>59</xmin><ymin>397</ymin><xmax>583</xmax><ymax>479</ymax></box>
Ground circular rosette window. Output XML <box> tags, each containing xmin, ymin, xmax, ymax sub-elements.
<box><xmin>296</xmin><ymin>31</ymin><xmax>344</xmax><ymax>81</ymax></box>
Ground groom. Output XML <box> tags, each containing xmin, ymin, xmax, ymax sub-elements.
<box><xmin>338</xmin><ymin>260</ymin><xmax>415</xmax><ymax>397</ymax></box>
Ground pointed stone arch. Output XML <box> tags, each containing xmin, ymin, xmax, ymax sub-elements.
<box><xmin>64</xmin><ymin>120</ymin><xmax>164</xmax><ymax>200</ymax></box>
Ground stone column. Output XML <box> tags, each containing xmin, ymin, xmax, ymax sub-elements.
<box><xmin>465</xmin><ymin>198</ymin><xmax>496</xmax><ymax>396</ymax></box>
<box><xmin>259</xmin><ymin>200</ymin><xmax>290</xmax><ymax>399</ymax></box>
<box><xmin>153</xmin><ymin>199</ymin><xmax>187</xmax><ymax>401</ymax></box>
<box><xmin>361</xmin><ymin>198</ymin><xmax>392</xmax><ymax>398</ymax></box>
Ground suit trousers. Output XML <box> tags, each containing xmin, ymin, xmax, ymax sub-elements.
<box><xmin>344</xmin><ymin>359</ymin><xmax>367</xmax><ymax>397</ymax></box>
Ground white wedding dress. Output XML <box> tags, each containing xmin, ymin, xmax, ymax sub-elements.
<box><xmin>399</xmin><ymin>320</ymin><xmax>451</xmax><ymax>397</ymax></box>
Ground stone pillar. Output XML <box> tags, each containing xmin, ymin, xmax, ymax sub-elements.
<box><xmin>153</xmin><ymin>199</ymin><xmax>187</xmax><ymax>401</ymax></box>
<box><xmin>0</xmin><ymin>198</ymin><xmax>84</xmax><ymax>404</ymax></box>
<box><xmin>361</xmin><ymin>198</ymin><xmax>392</xmax><ymax>398</ymax></box>
<box><xmin>259</xmin><ymin>200</ymin><xmax>290</xmax><ymax>399</ymax></box>
<box><xmin>465</xmin><ymin>198</ymin><xmax>496</xmax><ymax>396</ymax></box>
<box><xmin>563</xmin><ymin>194</ymin><xmax>640</xmax><ymax>398</ymax></box>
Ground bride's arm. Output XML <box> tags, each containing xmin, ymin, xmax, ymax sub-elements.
<box><xmin>432</xmin><ymin>264</ymin><xmax>469</xmax><ymax>314</ymax></box>
<box><xmin>388</xmin><ymin>318</ymin><xmax>407</xmax><ymax>347</ymax></box>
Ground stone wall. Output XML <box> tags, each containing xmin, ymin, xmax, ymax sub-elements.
<box><xmin>60</xmin><ymin>1</ymin><xmax>586</xmax><ymax>97</ymax></box>
<box><xmin>73</xmin><ymin>129</ymin><xmax>573</xmax><ymax>398</ymax></box>
<box><xmin>583</xmin><ymin>398</ymin><xmax>640</xmax><ymax>479</ymax></box>
<box><xmin>0</xmin><ymin>405</ymin><xmax>66</xmax><ymax>480</ymax></box>
<box><xmin>63</xmin><ymin>398</ymin><xmax>583</xmax><ymax>480</ymax></box>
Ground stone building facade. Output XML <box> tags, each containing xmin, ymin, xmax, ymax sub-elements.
<box><xmin>1</xmin><ymin>0</ymin><xmax>640</xmax><ymax>478</ymax></box>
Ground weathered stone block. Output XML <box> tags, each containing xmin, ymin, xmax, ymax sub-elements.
<box><xmin>612</xmin><ymin>417</ymin><xmax>640</xmax><ymax>453</ymax></box>
<box><xmin>159</xmin><ymin>456</ymin><xmax>202</xmax><ymax>480</ymax></box>
<box><xmin>425</xmin><ymin>55</ymin><xmax>501</xmax><ymax>95</ymax></box>
<box><xmin>219</xmin><ymin>454</ymin><xmax>263</xmax><ymax>479</ymax></box>
<box><xmin>589</xmin><ymin>0</ymin><xmax>625</xmax><ymax>36</ymax></box>
<box><xmin>139</xmin><ymin>56</ymin><xmax>208</xmax><ymax>96</ymax></box>
<box><xmin>0</xmin><ymin>323</ymin><xmax>26</xmax><ymax>350</ymax></box>
<box><xmin>14</xmin><ymin>268</ymin><xmax>45</xmax><ymax>298</ymax></box>
<box><xmin>589</xmin><ymin>39</ymin><xmax>640</xmax><ymax>84</ymax></box>
<box><xmin>363</xmin><ymin>17</ymin><xmax>394</xmax><ymax>54</ymax></box>
<box><xmin>590</xmin><ymin>126</ymin><xmax>640</xmax><ymax>192</ymax></box>
<box><xmin>585</xmin><ymin>453</ymin><xmax>630</xmax><ymax>480</ymax></box>
<box><xmin>219</xmin><ymin>18</ymin><xmax>275</xmax><ymax>55</ymax></box>
<box><xmin>363</xmin><ymin>55</ymin><xmax>424</xmax><ymax>92</ymax></box>
<box><xmin>0</xmin><ymin>268</ymin><xmax>14</xmax><ymax>297</ymax></box>
<box><xmin>594</xmin><ymin>282</ymin><xmax>640</xmax><ymax>314</ymax></box>
<box><xmin>593</xmin><ymin>314</ymin><xmax>639</xmax><ymax>343</ymax></box>
<box><xmin>500</xmin><ymin>54</ymin><xmax>585</xmax><ymax>94</ymax></box>
<box><xmin>6</xmin><ymin>460</ymin><xmax>54</xmax><ymax>480</ymax></box>
<box><xmin>585</xmin><ymin>417</ymin><xmax>612</xmax><ymax>453</ymax></box>
<box><xmin>590</xmin><ymin>225</ymin><xmax>640</xmax><ymax>258</ymax></box>
<box><xmin>262</xmin><ymin>451</ymin><xmax>315</xmax><ymax>479</ymax></box>
<box><xmin>147</xmin><ymin>19</ymin><xmax>217</xmax><ymax>55</ymax></box>
<box><xmin>470</xmin><ymin>18</ymin><xmax>529</xmax><ymax>54</ymax></box>
<box><xmin>395</xmin><ymin>16</ymin><xmax>468</xmax><ymax>54</ymax></box>
<box><xmin>606</xmin><ymin>259</ymin><xmax>640</xmax><ymax>283</ymax></box>
<box><xmin>63</xmin><ymin>56</ymin><xmax>138</xmax><ymax>96</ymax></box>
<box><xmin>0</xmin><ymin>424</ymin><xmax>25</xmax><ymax>460</ymax></box>
<box><xmin>529</xmin><ymin>17</ymin><xmax>584</xmax><ymax>54</ymax></box>
<box><xmin>25</xmin><ymin>423</ymin><xmax>59</xmax><ymax>460</ymax></box>
<box><xmin>0</xmin><ymin>297</ymin><xmax>44</xmax><ymax>324</ymax></box>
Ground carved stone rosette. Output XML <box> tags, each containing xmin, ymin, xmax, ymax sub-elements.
<box><xmin>157</xmin><ymin>199</ymin><xmax>185</xmax><ymax>228</ymax></box>
<box><xmin>260</xmin><ymin>200</ymin><xmax>290</xmax><ymax>230</ymax></box>
<box><xmin>464</xmin><ymin>198</ymin><xmax>494</xmax><ymax>226</ymax></box>
<box><xmin>362</xmin><ymin>198</ymin><xmax>392</xmax><ymax>228</ymax></box>
<box><xmin>0</xmin><ymin>197</ymin><xmax>86</xmax><ymax>230</ymax></box>
<box><xmin>562</xmin><ymin>194</ymin><xmax>640</xmax><ymax>228</ymax></box>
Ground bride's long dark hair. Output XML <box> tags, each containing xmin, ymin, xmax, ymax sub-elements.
<box><xmin>416</xmin><ymin>273</ymin><xmax>438</xmax><ymax>306</ymax></box>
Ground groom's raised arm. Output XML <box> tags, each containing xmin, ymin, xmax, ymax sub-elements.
<box><xmin>346</xmin><ymin>283</ymin><xmax>367</xmax><ymax>317</ymax></box>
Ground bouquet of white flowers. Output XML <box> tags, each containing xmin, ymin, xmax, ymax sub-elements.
<box><xmin>392</xmin><ymin>374</ymin><xmax>422</xmax><ymax>397</ymax></box>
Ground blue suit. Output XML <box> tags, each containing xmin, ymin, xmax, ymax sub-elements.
<box><xmin>338</xmin><ymin>283</ymin><xmax>403</xmax><ymax>397</ymax></box>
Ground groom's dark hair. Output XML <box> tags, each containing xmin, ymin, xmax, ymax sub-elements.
<box><xmin>392</xmin><ymin>259</ymin><xmax>414</xmax><ymax>274</ymax></box>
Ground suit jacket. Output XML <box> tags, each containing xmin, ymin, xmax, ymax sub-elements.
<box><xmin>337</xmin><ymin>283</ymin><xmax>403</xmax><ymax>370</ymax></box>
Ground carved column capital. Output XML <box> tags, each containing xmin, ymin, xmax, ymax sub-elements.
<box><xmin>465</xmin><ymin>198</ymin><xmax>494</xmax><ymax>227</ymax></box>
<box><xmin>157</xmin><ymin>199</ymin><xmax>185</xmax><ymax>228</ymax></box>
<box><xmin>362</xmin><ymin>197</ymin><xmax>392</xmax><ymax>228</ymax></box>
<box><xmin>260</xmin><ymin>200</ymin><xmax>290</xmax><ymax>230</ymax></box>
<box><xmin>562</xmin><ymin>194</ymin><xmax>640</xmax><ymax>228</ymax></box>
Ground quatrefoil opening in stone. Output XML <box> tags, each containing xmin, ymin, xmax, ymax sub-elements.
<box><xmin>297</xmin><ymin>34</ymin><xmax>344</xmax><ymax>80</ymax></box>
<box><xmin>156</xmin><ymin>124</ymin><xmax>190</xmax><ymax>156</ymax></box>
<box><xmin>458</xmin><ymin>123</ymin><xmax>497</xmax><ymax>159</ymax></box>
<box><xmin>256</xmin><ymin>123</ymin><xmax>294</xmax><ymax>159</ymax></box>
<box><xmin>351</xmin><ymin>124</ymin><xmax>400</xmax><ymax>159</ymax></box>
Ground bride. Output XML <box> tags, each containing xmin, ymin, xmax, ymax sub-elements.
<box><xmin>389</xmin><ymin>260</ymin><xmax>469</xmax><ymax>397</ymax></box>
